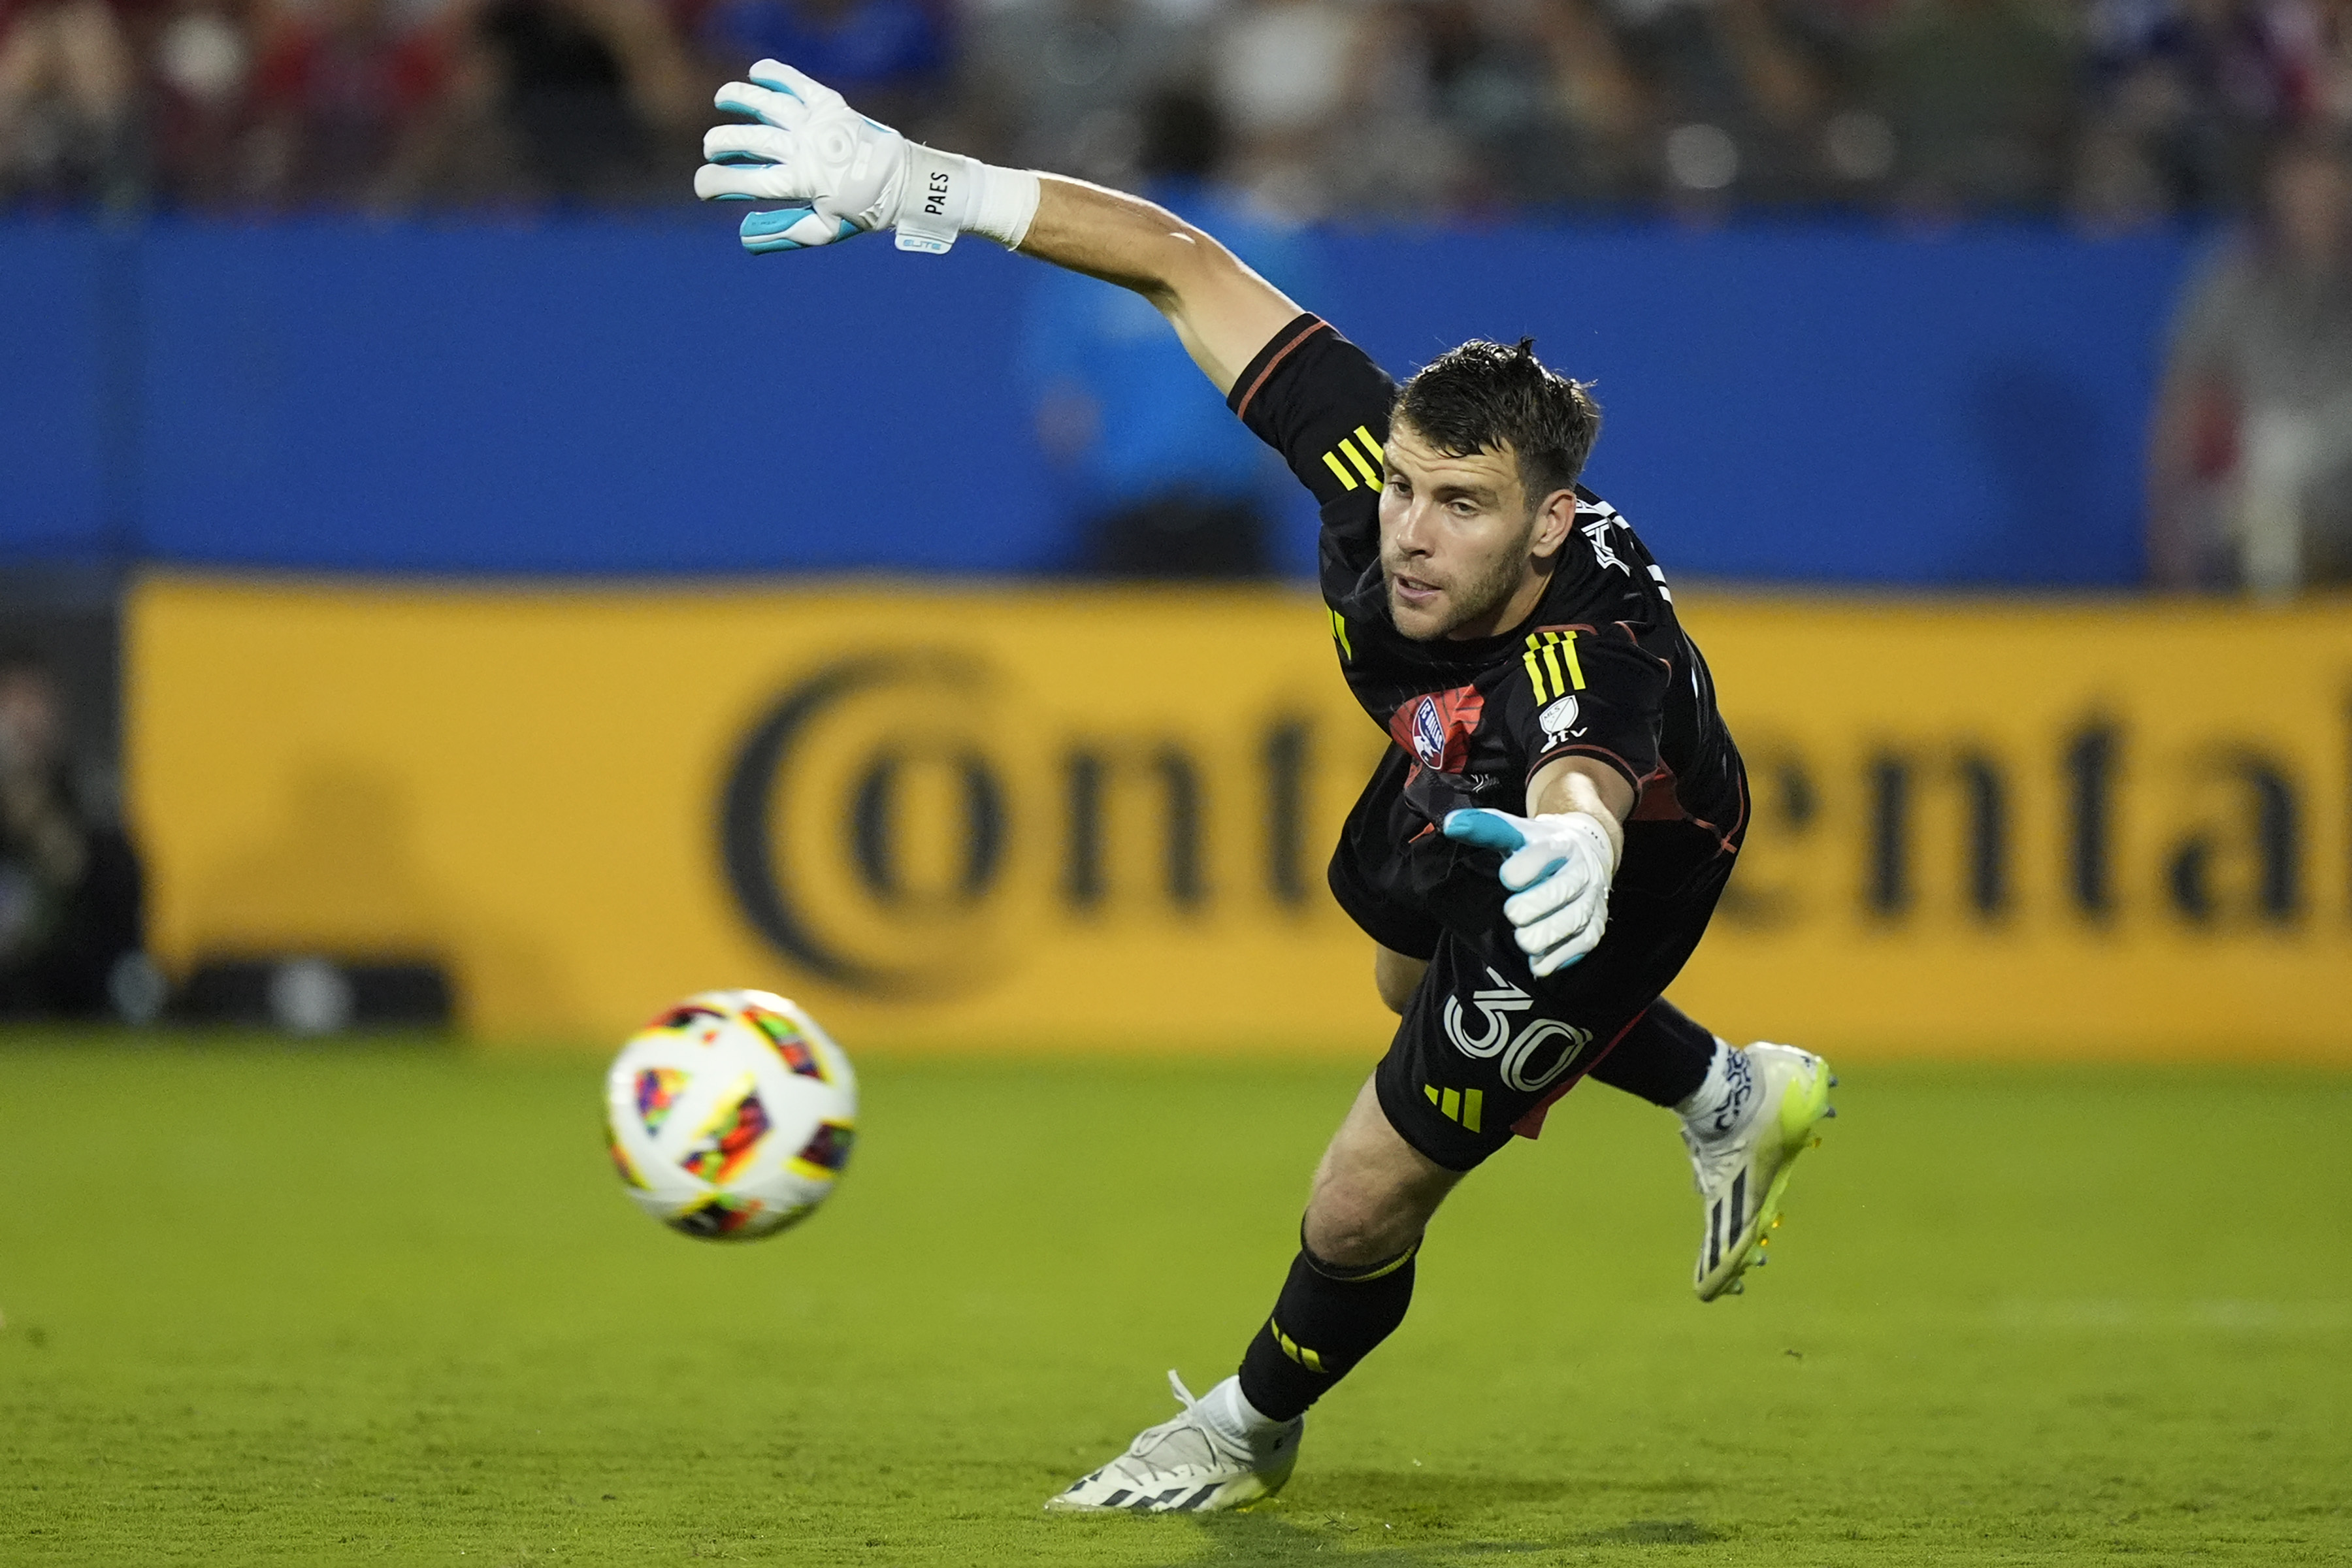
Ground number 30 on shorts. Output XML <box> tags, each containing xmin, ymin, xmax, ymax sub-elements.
<box><xmin>1441</xmin><ymin>966</ymin><xmax>1595</xmax><ymax>1093</ymax></box>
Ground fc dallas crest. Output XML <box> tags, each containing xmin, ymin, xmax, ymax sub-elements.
<box><xmin>1390</xmin><ymin>685</ymin><xmax>1484</xmax><ymax>774</ymax></box>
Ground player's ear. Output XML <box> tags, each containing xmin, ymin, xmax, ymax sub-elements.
<box><xmin>1527</xmin><ymin>487</ymin><xmax>1578</xmax><ymax>560</ymax></box>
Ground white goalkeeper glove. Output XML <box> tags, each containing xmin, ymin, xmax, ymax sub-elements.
<box><xmin>693</xmin><ymin>59</ymin><xmax>1039</xmax><ymax>255</ymax></box>
<box><xmin>1442</xmin><ymin>808</ymin><xmax>1618</xmax><ymax>977</ymax></box>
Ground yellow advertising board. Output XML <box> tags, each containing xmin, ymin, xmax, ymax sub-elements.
<box><xmin>126</xmin><ymin>578</ymin><xmax>2352</xmax><ymax>1059</ymax></box>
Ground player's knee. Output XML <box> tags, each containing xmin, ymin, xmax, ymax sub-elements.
<box><xmin>1301</xmin><ymin>1178</ymin><xmax>1429</xmax><ymax>1269</ymax></box>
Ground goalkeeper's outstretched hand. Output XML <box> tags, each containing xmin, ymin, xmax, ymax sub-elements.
<box><xmin>1442</xmin><ymin>808</ymin><xmax>1618</xmax><ymax>976</ymax></box>
<box><xmin>694</xmin><ymin>59</ymin><xmax>1036</xmax><ymax>256</ymax></box>
<box><xmin>694</xmin><ymin>59</ymin><xmax>910</xmax><ymax>252</ymax></box>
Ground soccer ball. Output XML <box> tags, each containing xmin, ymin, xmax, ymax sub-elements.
<box><xmin>604</xmin><ymin>989</ymin><xmax>858</xmax><ymax>1240</ymax></box>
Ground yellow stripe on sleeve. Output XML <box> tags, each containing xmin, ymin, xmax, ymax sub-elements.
<box><xmin>1541</xmin><ymin>640</ymin><xmax>1567</xmax><ymax>697</ymax></box>
<box><xmin>1340</xmin><ymin>438</ymin><xmax>1380</xmax><ymax>488</ymax></box>
<box><xmin>1354</xmin><ymin>425</ymin><xmax>1384</xmax><ymax>461</ymax></box>
<box><xmin>1560</xmin><ymin>631</ymin><xmax>1586</xmax><ymax>690</ymax></box>
<box><xmin>1524</xmin><ymin>649</ymin><xmax>1550</xmax><ymax>700</ymax></box>
<box><xmin>1321</xmin><ymin>450</ymin><xmax>1358</xmax><ymax>491</ymax></box>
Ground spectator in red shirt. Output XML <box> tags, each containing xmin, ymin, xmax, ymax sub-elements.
<box><xmin>243</xmin><ymin>0</ymin><xmax>446</xmax><ymax>205</ymax></box>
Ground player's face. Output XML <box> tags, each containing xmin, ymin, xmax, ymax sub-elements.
<box><xmin>1378</xmin><ymin>419</ymin><xmax>1546</xmax><ymax>641</ymax></box>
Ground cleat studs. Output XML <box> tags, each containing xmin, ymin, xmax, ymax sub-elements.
<box><xmin>1823</xmin><ymin>1105</ymin><xmax>1838</xmax><ymax>1119</ymax></box>
<box><xmin>1812</xmin><ymin>1137</ymin><xmax>1823</xmax><ymax>1148</ymax></box>
<box><xmin>1829</xmin><ymin>1073</ymin><xmax>1839</xmax><ymax>1088</ymax></box>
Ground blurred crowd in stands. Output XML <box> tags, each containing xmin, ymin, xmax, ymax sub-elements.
<box><xmin>5</xmin><ymin>0</ymin><xmax>2352</xmax><ymax>221</ymax></box>
<box><xmin>0</xmin><ymin>641</ymin><xmax>142</xmax><ymax>1021</ymax></box>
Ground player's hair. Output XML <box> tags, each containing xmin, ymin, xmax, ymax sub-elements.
<box><xmin>1394</xmin><ymin>338</ymin><xmax>1600</xmax><ymax>505</ymax></box>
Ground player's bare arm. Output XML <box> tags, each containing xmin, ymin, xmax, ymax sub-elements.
<box><xmin>689</xmin><ymin>58</ymin><xmax>1296</xmax><ymax>395</ymax></box>
<box><xmin>1017</xmin><ymin>176</ymin><xmax>1303</xmax><ymax>397</ymax></box>
<box><xmin>1529</xmin><ymin>756</ymin><xmax>1632</xmax><ymax>845</ymax></box>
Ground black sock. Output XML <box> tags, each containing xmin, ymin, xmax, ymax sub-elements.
<box><xmin>1588</xmin><ymin>998</ymin><xmax>1716</xmax><ymax>1108</ymax></box>
<box><xmin>1235</xmin><ymin>1239</ymin><xmax>1418</xmax><ymax>1423</ymax></box>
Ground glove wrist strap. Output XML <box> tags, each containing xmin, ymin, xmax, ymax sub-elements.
<box><xmin>893</xmin><ymin>146</ymin><xmax>1041</xmax><ymax>254</ymax></box>
<box><xmin>893</xmin><ymin>144</ymin><xmax>971</xmax><ymax>253</ymax></box>
<box><xmin>1560</xmin><ymin>809</ymin><xmax>1621</xmax><ymax>877</ymax></box>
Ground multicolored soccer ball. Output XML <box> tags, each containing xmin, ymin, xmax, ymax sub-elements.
<box><xmin>604</xmin><ymin>990</ymin><xmax>858</xmax><ymax>1240</ymax></box>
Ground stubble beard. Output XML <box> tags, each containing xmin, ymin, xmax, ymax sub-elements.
<box><xmin>1382</xmin><ymin>522</ymin><xmax>1540</xmax><ymax>642</ymax></box>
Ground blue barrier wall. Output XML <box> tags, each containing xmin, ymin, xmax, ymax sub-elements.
<box><xmin>2</xmin><ymin>225</ymin><xmax>118</xmax><ymax>562</ymax></box>
<box><xmin>1</xmin><ymin>215</ymin><xmax>2198</xmax><ymax>583</ymax></box>
<box><xmin>133</xmin><ymin>221</ymin><xmax>1069</xmax><ymax>574</ymax></box>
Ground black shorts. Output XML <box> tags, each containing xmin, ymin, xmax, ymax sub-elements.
<box><xmin>1329</xmin><ymin>747</ymin><xmax>1746</xmax><ymax>1171</ymax></box>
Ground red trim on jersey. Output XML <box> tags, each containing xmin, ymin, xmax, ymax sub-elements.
<box><xmin>1654</xmin><ymin>762</ymin><xmax>1747</xmax><ymax>856</ymax></box>
<box><xmin>1629</xmin><ymin>762</ymin><xmax>1690</xmax><ymax>821</ymax></box>
<box><xmin>1712</xmin><ymin>764</ymin><xmax>1750</xmax><ymax>857</ymax></box>
<box><xmin>1232</xmin><ymin>318</ymin><xmax>1331</xmax><ymax>423</ymax></box>
<box><xmin>1511</xmin><ymin>1007</ymin><xmax>1651</xmax><ymax>1140</ymax></box>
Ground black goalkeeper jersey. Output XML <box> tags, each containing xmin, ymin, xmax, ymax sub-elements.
<box><xmin>1228</xmin><ymin>313</ymin><xmax>1745</xmax><ymax>850</ymax></box>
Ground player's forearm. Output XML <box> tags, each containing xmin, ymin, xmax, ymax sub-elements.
<box><xmin>691</xmin><ymin>65</ymin><xmax>1298</xmax><ymax>388</ymax></box>
<box><xmin>1526</xmin><ymin>756</ymin><xmax>1631</xmax><ymax>861</ymax></box>
<box><xmin>1018</xmin><ymin>175</ymin><xmax>1302</xmax><ymax>395</ymax></box>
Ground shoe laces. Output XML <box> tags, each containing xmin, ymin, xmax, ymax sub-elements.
<box><xmin>1113</xmin><ymin>1371</ymin><xmax>1235</xmax><ymax>1476</ymax></box>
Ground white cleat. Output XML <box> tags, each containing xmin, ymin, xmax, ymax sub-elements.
<box><xmin>1686</xmin><ymin>1041</ymin><xmax>1835</xmax><ymax>1302</ymax></box>
<box><xmin>1044</xmin><ymin>1372</ymin><xmax>1303</xmax><ymax>1514</ymax></box>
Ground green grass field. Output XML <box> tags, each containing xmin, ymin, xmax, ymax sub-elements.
<box><xmin>2</xmin><ymin>1037</ymin><xmax>2347</xmax><ymax>1566</ymax></box>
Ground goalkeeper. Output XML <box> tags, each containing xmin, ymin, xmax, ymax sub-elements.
<box><xmin>695</xmin><ymin>61</ymin><xmax>1838</xmax><ymax>1515</ymax></box>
